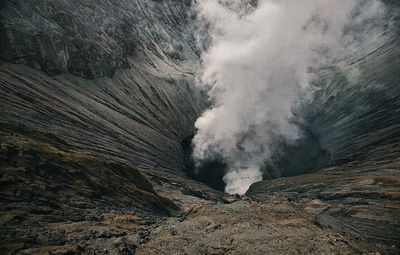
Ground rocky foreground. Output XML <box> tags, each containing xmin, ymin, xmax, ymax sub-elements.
<box><xmin>1</xmin><ymin>122</ymin><xmax>399</xmax><ymax>254</ymax></box>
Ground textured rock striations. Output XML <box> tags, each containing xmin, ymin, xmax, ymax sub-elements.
<box><xmin>261</xmin><ymin>37</ymin><xmax>400</xmax><ymax>179</ymax></box>
<box><xmin>0</xmin><ymin>0</ymin><xmax>199</xmax><ymax>78</ymax></box>
<box><xmin>0</xmin><ymin>0</ymin><xmax>205</xmax><ymax>180</ymax></box>
<box><xmin>247</xmin><ymin>124</ymin><xmax>400</xmax><ymax>244</ymax></box>
<box><xmin>0</xmin><ymin>0</ymin><xmax>400</xmax><ymax>254</ymax></box>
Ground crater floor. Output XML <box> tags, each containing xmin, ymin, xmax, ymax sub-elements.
<box><xmin>1</xmin><ymin>123</ymin><xmax>399</xmax><ymax>254</ymax></box>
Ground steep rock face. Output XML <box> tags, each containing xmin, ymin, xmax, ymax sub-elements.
<box><xmin>305</xmin><ymin>39</ymin><xmax>400</xmax><ymax>162</ymax></box>
<box><xmin>0</xmin><ymin>0</ymin><xmax>198</xmax><ymax>78</ymax></box>
<box><xmin>0</xmin><ymin>62</ymin><xmax>202</xmax><ymax>178</ymax></box>
<box><xmin>248</xmin><ymin>38</ymin><xmax>400</xmax><ymax>244</ymax></box>
<box><xmin>0</xmin><ymin>0</ymin><xmax>205</xmax><ymax>179</ymax></box>
<box><xmin>261</xmin><ymin>36</ymin><xmax>400</xmax><ymax>179</ymax></box>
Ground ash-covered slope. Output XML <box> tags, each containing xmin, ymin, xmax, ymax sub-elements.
<box><xmin>0</xmin><ymin>122</ymin><xmax>178</xmax><ymax>215</ymax></box>
<box><xmin>0</xmin><ymin>0</ymin><xmax>205</xmax><ymax>179</ymax></box>
<box><xmin>261</xmin><ymin>37</ymin><xmax>400</xmax><ymax>179</ymax></box>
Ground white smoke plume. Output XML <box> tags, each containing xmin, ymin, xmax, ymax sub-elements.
<box><xmin>193</xmin><ymin>0</ymin><xmax>388</xmax><ymax>194</ymax></box>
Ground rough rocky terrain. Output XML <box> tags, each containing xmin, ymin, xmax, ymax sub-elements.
<box><xmin>248</xmin><ymin>124</ymin><xmax>400</xmax><ymax>246</ymax></box>
<box><xmin>0</xmin><ymin>123</ymin><xmax>178</xmax><ymax>254</ymax></box>
<box><xmin>1</xmin><ymin>123</ymin><xmax>399</xmax><ymax>254</ymax></box>
<box><xmin>1</xmin><ymin>0</ymin><xmax>400</xmax><ymax>254</ymax></box>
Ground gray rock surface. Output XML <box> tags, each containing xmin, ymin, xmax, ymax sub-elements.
<box><xmin>0</xmin><ymin>0</ymin><xmax>400</xmax><ymax>254</ymax></box>
<box><xmin>0</xmin><ymin>0</ymin><xmax>206</xmax><ymax>181</ymax></box>
<box><xmin>0</xmin><ymin>0</ymin><xmax>199</xmax><ymax>78</ymax></box>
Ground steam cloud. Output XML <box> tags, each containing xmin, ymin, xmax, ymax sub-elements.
<box><xmin>193</xmin><ymin>0</ymin><xmax>388</xmax><ymax>194</ymax></box>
